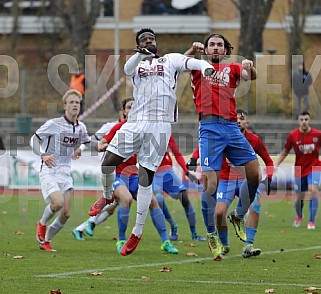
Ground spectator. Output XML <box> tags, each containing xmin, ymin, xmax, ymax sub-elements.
<box><xmin>292</xmin><ymin>62</ymin><xmax>312</xmax><ymax>119</ymax></box>
<box><xmin>69</xmin><ymin>72</ymin><xmax>85</xmax><ymax>115</ymax></box>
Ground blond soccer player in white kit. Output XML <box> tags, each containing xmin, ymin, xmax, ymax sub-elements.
<box><xmin>100</xmin><ymin>28</ymin><xmax>215</xmax><ymax>256</ymax></box>
<box><xmin>30</xmin><ymin>89</ymin><xmax>91</xmax><ymax>252</ymax></box>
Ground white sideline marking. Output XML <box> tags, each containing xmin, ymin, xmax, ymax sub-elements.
<box><xmin>68</xmin><ymin>277</ymin><xmax>321</xmax><ymax>288</ymax></box>
<box><xmin>35</xmin><ymin>245</ymin><xmax>321</xmax><ymax>278</ymax></box>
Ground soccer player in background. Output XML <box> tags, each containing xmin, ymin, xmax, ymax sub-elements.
<box><xmin>31</xmin><ymin>89</ymin><xmax>91</xmax><ymax>251</ymax></box>
<box><xmin>99</xmin><ymin>28</ymin><xmax>214</xmax><ymax>256</ymax></box>
<box><xmin>153</xmin><ymin>134</ymin><xmax>205</xmax><ymax>241</ymax></box>
<box><xmin>184</xmin><ymin>34</ymin><xmax>261</xmax><ymax>259</ymax></box>
<box><xmin>276</xmin><ymin>111</ymin><xmax>320</xmax><ymax>229</ymax></box>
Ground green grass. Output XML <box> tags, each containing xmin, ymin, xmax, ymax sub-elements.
<box><xmin>0</xmin><ymin>193</ymin><xmax>320</xmax><ymax>294</ymax></box>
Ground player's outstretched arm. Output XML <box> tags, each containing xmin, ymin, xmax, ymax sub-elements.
<box><xmin>124</xmin><ymin>46</ymin><xmax>155</xmax><ymax>76</ymax></box>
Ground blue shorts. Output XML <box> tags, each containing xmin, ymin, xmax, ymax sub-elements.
<box><xmin>216</xmin><ymin>179</ymin><xmax>243</xmax><ymax>206</ymax></box>
<box><xmin>113</xmin><ymin>174</ymin><xmax>138</xmax><ymax>200</ymax></box>
<box><xmin>199</xmin><ymin>120</ymin><xmax>257</xmax><ymax>171</ymax></box>
<box><xmin>152</xmin><ymin>168</ymin><xmax>186</xmax><ymax>199</ymax></box>
<box><xmin>294</xmin><ymin>172</ymin><xmax>321</xmax><ymax>192</ymax></box>
<box><xmin>217</xmin><ymin>178</ymin><xmax>261</xmax><ymax>211</ymax></box>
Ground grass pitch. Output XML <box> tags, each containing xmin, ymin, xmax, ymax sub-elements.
<box><xmin>0</xmin><ymin>191</ymin><xmax>320</xmax><ymax>294</ymax></box>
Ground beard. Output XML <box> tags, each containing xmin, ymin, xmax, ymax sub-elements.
<box><xmin>146</xmin><ymin>45</ymin><xmax>157</xmax><ymax>54</ymax></box>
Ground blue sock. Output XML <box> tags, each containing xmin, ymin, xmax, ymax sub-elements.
<box><xmin>117</xmin><ymin>205</ymin><xmax>130</xmax><ymax>241</ymax></box>
<box><xmin>244</xmin><ymin>227</ymin><xmax>257</xmax><ymax>246</ymax></box>
<box><xmin>201</xmin><ymin>190</ymin><xmax>216</xmax><ymax>234</ymax></box>
<box><xmin>184</xmin><ymin>203</ymin><xmax>196</xmax><ymax>236</ymax></box>
<box><xmin>150</xmin><ymin>208</ymin><xmax>168</xmax><ymax>243</ymax></box>
<box><xmin>237</xmin><ymin>180</ymin><xmax>258</xmax><ymax>218</ymax></box>
<box><xmin>155</xmin><ymin>193</ymin><xmax>176</xmax><ymax>226</ymax></box>
<box><xmin>309</xmin><ymin>198</ymin><xmax>319</xmax><ymax>222</ymax></box>
<box><xmin>294</xmin><ymin>200</ymin><xmax>304</xmax><ymax>218</ymax></box>
<box><xmin>218</xmin><ymin>229</ymin><xmax>229</xmax><ymax>246</ymax></box>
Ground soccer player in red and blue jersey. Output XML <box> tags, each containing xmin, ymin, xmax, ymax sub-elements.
<box><xmin>153</xmin><ymin>134</ymin><xmax>205</xmax><ymax>241</ymax></box>
<box><xmin>185</xmin><ymin>34</ymin><xmax>261</xmax><ymax>258</ymax></box>
<box><xmin>277</xmin><ymin>111</ymin><xmax>321</xmax><ymax>229</ymax></box>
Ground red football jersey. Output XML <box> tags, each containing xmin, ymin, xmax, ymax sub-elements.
<box><xmin>220</xmin><ymin>130</ymin><xmax>274</xmax><ymax>180</ymax></box>
<box><xmin>103</xmin><ymin>120</ymin><xmax>138</xmax><ymax>176</ymax></box>
<box><xmin>157</xmin><ymin>135</ymin><xmax>189</xmax><ymax>174</ymax></box>
<box><xmin>191</xmin><ymin>62</ymin><xmax>242</xmax><ymax>122</ymax></box>
<box><xmin>284</xmin><ymin>128</ymin><xmax>321</xmax><ymax>177</ymax></box>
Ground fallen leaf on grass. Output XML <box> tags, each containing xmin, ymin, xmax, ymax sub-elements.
<box><xmin>141</xmin><ymin>276</ymin><xmax>150</xmax><ymax>281</ymax></box>
<box><xmin>186</xmin><ymin>252</ymin><xmax>198</xmax><ymax>257</ymax></box>
<box><xmin>304</xmin><ymin>287</ymin><xmax>321</xmax><ymax>291</ymax></box>
<box><xmin>315</xmin><ymin>254</ymin><xmax>321</xmax><ymax>259</ymax></box>
<box><xmin>159</xmin><ymin>267</ymin><xmax>172</xmax><ymax>272</ymax></box>
<box><xmin>15</xmin><ymin>230</ymin><xmax>23</xmax><ymax>235</ymax></box>
<box><xmin>50</xmin><ymin>289</ymin><xmax>61</xmax><ymax>294</ymax></box>
<box><xmin>265</xmin><ymin>289</ymin><xmax>275</xmax><ymax>293</ymax></box>
<box><xmin>89</xmin><ymin>271</ymin><xmax>102</xmax><ymax>276</ymax></box>
<box><xmin>13</xmin><ymin>255</ymin><xmax>24</xmax><ymax>259</ymax></box>
<box><xmin>184</xmin><ymin>243</ymin><xmax>197</xmax><ymax>247</ymax></box>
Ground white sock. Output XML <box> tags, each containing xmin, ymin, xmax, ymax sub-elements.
<box><xmin>75</xmin><ymin>221</ymin><xmax>87</xmax><ymax>232</ymax></box>
<box><xmin>45</xmin><ymin>217</ymin><xmax>64</xmax><ymax>242</ymax></box>
<box><xmin>95</xmin><ymin>211</ymin><xmax>110</xmax><ymax>225</ymax></box>
<box><xmin>40</xmin><ymin>204</ymin><xmax>55</xmax><ymax>225</ymax></box>
<box><xmin>101</xmin><ymin>172</ymin><xmax>115</xmax><ymax>199</ymax></box>
<box><xmin>132</xmin><ymin>185</ymin><xmax>152</xmax><ymax>237</ymax></box>
<box><xmin>101</xmin><ymin>200</ymin><xmax>118</xmax><ymax>213</ymax></box>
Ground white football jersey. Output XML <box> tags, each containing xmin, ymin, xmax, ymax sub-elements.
<box><xmin>32</xmin><ymin>116</ymin><xmax>91</xmax><ymax>173</ymax></box>
<box><xmin>94</xmin><ymin>120</ymin><xmax>118</xmax><ymax>141</ymax></box>
<box><xmin>93</xmin><ymin>120</ymin><xmax>118</xmax><ymax>161</ymax></box>
<box><xmin>126</xmin><ymin>53</ymin><xmax>189</xmax><ymax>122</ymax></box>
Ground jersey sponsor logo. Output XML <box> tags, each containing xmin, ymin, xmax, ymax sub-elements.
<box><xmin>63</xmin><ymin>136</ymin><xmax>79</xmax><ymax>145</ymax></box>
<box><xmin>206</xmin><ymin>67</ymin><xmax>231</xmax><ymax>87</ymax></box>
<box><xmin>298</xmin><ymin>143</ymin><xmax>315</xmax><ymax>154</ymax></box>
<box><xmin>138</xmin><ymin>65</ymin><xmax>164</xmax><ymax>78</ymax></box>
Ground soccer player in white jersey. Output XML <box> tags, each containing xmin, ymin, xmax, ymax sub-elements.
<box><xmin>100</xmin><ymin>28</ymin><xmax>215</xmax><ymax>256</ymax></box>
<box><xmin>30</xmin><ymin>89</ymin><xmax>91</xmax><ymax>252</ymax></box>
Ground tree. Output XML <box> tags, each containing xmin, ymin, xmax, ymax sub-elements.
<box><xmin>51</xmin><ymin>0</ymin><xmax>101</xmax><ymax>66</ymax></box>
<box><xmin>287</xmin><ymin>0</ymin><xmax>318</xmax><ymax>67</ymax></box>
<box><xmin>230</xmin><ymin>0</ymin><xmax>275</xmax><ymax>60</ymax></box>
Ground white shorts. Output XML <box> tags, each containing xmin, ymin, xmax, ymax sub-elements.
<box><xmin>39</xmin><ymin>172</ymin><xmax>73</xmax><ymax>202</ymax></box>
<box><xmin>107</xmin><ymin>121</ymin><xmax>171</xmax><ymax>172</ymax></box>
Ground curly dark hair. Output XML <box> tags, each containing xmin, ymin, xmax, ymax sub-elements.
<box><xmin>136</xmin><ymin>28</ymin><xmax>156</xmax><ymax>45</ymax></box>
<box><xmin>204</xmin><ymin>33</ymin><xmax>233</xmax><ymax>56</ymax></box>
<box><xmin>121</xmin><ymin>97</ymin><xmax>134</xmax><ymax>110</ymax></box>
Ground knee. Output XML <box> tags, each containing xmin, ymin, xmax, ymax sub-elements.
<box><xmin>149</xmin><ymin>197</ymin><xmax>159</xmax><ymax>210</ymax></box>
<box><xmin>63</xmin><ymin>211</ymin><xmax>71</xmax><ymax>220</ymax></box>
<box><xmin>155</xmin><ymin>192</ymin><xmax>164</xmax><ymax>204</ymax></box>
<box><xmin>180</xmin><ymin>191</ymin><xmax>190</xmax><ymax>208</ymax></box>
<box><xmin>101</xmin><ymin>164</ymin><xmax>115</xmax><ymax>175</ymax></box>
<box><xmin>215</xmin><ymin>207</ymin><xmax>225</xmax><ymax>220</ymax></box>
<box><xmin>50</xmin><ymin>201</ymin><xmax>63</xmax><ymax>212</ymax></box>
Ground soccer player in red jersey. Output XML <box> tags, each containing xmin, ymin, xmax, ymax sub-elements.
<box><xmin>185</xmin><ymin>34</ymin><xmax>261</xmax><ymax>258</ymax></box>
<box><xmin>188</xmin><ymin>109</ymin><xmax>274</xmax><ymax>258</ymax></box>
<box><xmin>153</xmin><ymin>134</ymin><xmax>205</xmax><ymax>241</ymax></box>
<box><xmin>276</xmin><ymin>111</ymin><xmax>321</xmax><ymax>229</ymax></box>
